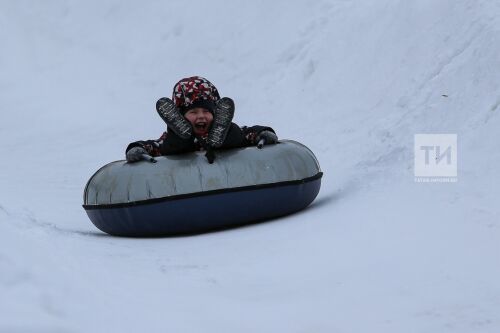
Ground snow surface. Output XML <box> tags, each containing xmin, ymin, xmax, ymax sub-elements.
<box><xmin>1</xmin><ymin>0</ymin><xmax>500</xmax><ymax>332</ymax></box>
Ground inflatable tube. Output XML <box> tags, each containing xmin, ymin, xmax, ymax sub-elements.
<box><xmin>83</xmin><ymin>140</ymin><xmax>322</xmax><ymax>236</ymax></box>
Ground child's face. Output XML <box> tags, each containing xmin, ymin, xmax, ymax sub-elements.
<box><xmin>184</xmin><ymin>107</ymin><xmax>214</xmax><ymax>136</ymax></box>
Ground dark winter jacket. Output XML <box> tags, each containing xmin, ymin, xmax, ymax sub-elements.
<box><xmin>125</xmin><ymin>123</ymin><xmax>275</xmax><ymax>157</ymax></box>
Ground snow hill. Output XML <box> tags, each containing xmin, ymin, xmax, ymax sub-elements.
<box><xmin>1</xmin><ymin>1</ymin><xmax>500</xmax><ymax>332</ymax></box>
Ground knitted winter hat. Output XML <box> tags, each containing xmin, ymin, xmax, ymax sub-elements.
<box><xmin>172</xmin><ymin>76</ymin><xmax>221</xmax><ymax>114</ymax></box>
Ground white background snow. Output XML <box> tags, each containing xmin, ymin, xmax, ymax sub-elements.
<box><xmin>1</xmin><ymin>0</ymin><xmax>500</xmax><ymax>332</ymax></box>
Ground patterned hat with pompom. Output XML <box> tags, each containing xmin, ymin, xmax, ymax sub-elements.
<box><xmin>172</xmin><ymin>76</ymin><xmax>221</xmax><ymax>114</ymax></box>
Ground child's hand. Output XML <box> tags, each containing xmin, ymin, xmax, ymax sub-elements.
<box><xmin>126</xmin><ymin>147</ymin><xmax>155</xmax><ymax>163</ymax></box>
<box><xmin>256</xmin><ymin>130</ymin><xmax>278</xmax><ymax>148</ymax></box>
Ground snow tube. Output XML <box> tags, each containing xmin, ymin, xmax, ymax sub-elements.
<box><xmin>83</xmin><ymin>140</ymin><xmax>322</xmax><ymax>236</ymax></box>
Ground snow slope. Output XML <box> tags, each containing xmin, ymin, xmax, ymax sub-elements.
<box><xmin>1</xmin><ymin>0</ymin><xmax>500</xmax><ymax>332</ymax></box>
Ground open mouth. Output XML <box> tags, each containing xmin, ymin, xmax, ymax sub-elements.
<box><xmin>194</xmin><ymin>122</ymin><xmax>208</xmax><ymax>131</ymax></box>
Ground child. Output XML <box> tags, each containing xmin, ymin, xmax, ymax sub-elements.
<box><xmin>126</xmin><ymin>76</ymin><xmax>278</xmax><ymax>163</ymax></box>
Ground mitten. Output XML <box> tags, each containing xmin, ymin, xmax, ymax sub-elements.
<box><xmin>126</xmin><ymin>146</ymin><xmax>154</xmax><ymax>163</ymax></box>
<box><xmin>256</xmin><ymin>130</ymin><xmax>278</xmax><ymax>148</ymax></box>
